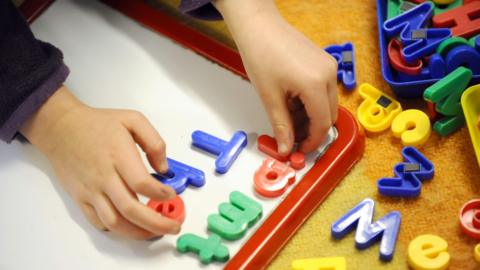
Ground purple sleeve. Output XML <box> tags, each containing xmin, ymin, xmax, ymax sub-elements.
<box><xmin>179</xmin><ymin>0</ymin><xmax>222</xmax><ymax>20</ymax></box>
<box><xmin>0</xmin><ymin>1</ymin><xmax>69</xmax><ymax>143</ymax></box>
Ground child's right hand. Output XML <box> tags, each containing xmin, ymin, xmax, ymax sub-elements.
<box><xmin>20</xmin><ymin>86</ymin><xmax>180</xmax><ymax>240</ymax></box>
<box><xmin>214</xmin><ymin>0</ymin><xmax>339</xmax><ymax>156</ymax></box>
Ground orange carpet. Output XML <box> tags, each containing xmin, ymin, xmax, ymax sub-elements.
<box><xmin>153</xmin><ymin>1</ymin><xmax>480</xmax><ymax>269</ymax></box>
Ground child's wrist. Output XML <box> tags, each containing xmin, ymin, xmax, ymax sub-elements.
<box><xmin>213</xmin><ymin>0</ymin><xmax>282</xmax><ymax>39</ymax></box>
<box><xmin>213</xmin><ymin>0</ymin><xmax>277</xmax><ymax>16</ymax></box>
<box><xmin>20</xmin><ymin>86</ymin><xmax>85</xmax><ymax>153</ymax></box>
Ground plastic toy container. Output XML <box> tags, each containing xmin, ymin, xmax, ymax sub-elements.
<box><xmin>376</xmin><ymin>0</ymin><xmax>480</xmax><ymax>98</ymax></box>
<box><xmin>461</xmin><ymin>85</ymin><xmax>480</xmax><ymax>168</ymax></box>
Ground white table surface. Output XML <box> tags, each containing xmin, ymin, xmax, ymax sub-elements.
<box><xmin>0</xmin><ymin>1</ymin><xmax>334</xmax><ymax>269</ymax></box>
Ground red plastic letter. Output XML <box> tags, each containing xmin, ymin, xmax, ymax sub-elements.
<box><xmin>254</xmin><ymin>157</ymin><xmax>296</xmax><ymax>198</ymax></box>
<box><xmin>147</xmin><ymin>195</ymin><xmax>186</xmax><ymax>224</ymax></box>
<box><xmin>459</xmin><ymin>199</ymin><xmax>480</xmax><ymax>239</ymax></box>
<box><xmin>257</xmin><ymin>134</ymin><xmax>289</xmax><ymax>162</ymax></box>
<box><xmin>388</xmin><ymin>39</ymin><xmax>423</xmax><ymax>75</ymax></box>
<box><xmin>433</xmin><ymin>1</ymin><xmax>480</xmax><ymax>38</ymax></box>
<box><xmin>427</xmin><ymin>101</ymin><xmax>440</xmax><ymax>122</ymax></box>
<box><xmin>289</xmin><ymin>152</ymin><xmax>306</xmax><ymax>170</ymax></box>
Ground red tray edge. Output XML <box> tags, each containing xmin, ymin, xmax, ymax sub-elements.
<box><xmin>225</xmin><ymin>106</ymin><xmax>365</xmax><ymax>269</ymax></box>
<box><xmin>20</xmin><ymin>0</ymin><xmax>55</xmax><ymax>24</ymax></box>
<box><xmin>100</xmin><ymin>0</ymin><xmax>247</xmax><ymax>80</ymax></box>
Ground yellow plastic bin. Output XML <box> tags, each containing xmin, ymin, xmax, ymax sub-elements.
<box><xmin>461</xmin><ymin>84</ymin><xmax>480</xmax><ymax>167</ymax></box>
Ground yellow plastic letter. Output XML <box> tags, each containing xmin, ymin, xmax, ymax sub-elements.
<box><xmin>474</xmin><ymin>243</ymin><xmax>480</xmax><ymax>262</ymax></box>
<box><xmin>461</xmin><ymin>84</ymin><xmax>480</xmax><ymax>168</ymax></box>
<box><xmin>408</xmin><ymin>234</ymin><xmax>450</xmax><ymax>270</ymax></box>
<box><xmin>431</xmin><ymin>0</ymin><xmax>455</xmax><ymax>4</ymax></box>
<box><xmin>292</xmin><ymin>257</ymin><xmax>346</xmax><ymax>270</ymax></box>
<box><xmin>391</xmin><ymin>109</ymin><xmax>431</xmax><ymax>146</ymax></box>
<box><xmin>357</xmin><ymin>83</ymin><xmax>402</xmax><ymax>132</ymax></box>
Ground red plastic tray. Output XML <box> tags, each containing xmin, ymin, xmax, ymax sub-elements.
<box><xmin>226</xmin><ymin>106</ymin><xmax>364</xmax><ymax>269</ymax></box>
<box><xmin>20</xmin><ymin>0</ymin><xmax>55</xmax><ymax>24</ymax></box>
<box><xmin>100</xmin><ymin>0</ymin><xmax>247</xmax><ymax>80</ymax></box>
<box><xmin>25</xmin><ymin>1</ymin><xmax>365</xmax><ymax>268</ymax></box>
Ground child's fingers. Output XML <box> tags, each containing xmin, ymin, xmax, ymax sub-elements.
<box><xmin>291</xmin><ymin>107</ymin><xmax>308</xmax><ymax>127</ymax></box>
<box><xmin>114</xmin><ymin>138</ymin><xmax>176</xmax><ymax>201</ymax></box>
<box><xmin>121</xmin><ymin>110</ymin><xmax>168</xmax><ymax>173</ymax></box>
<box><xmin>298</xmin><ymin>88</ymin><xmax>331</xmax><ymax>153</ymax></box>
<box><xmin>105</xmin><ymin>179</ymin><xmax>181</xmax><ymax>236</ymax></box>
<box><xmin>322</xmin><ymin>50</ymin><xmax>339</xmax><ymax>124</ymax></box>
<box><xmin>258</xmin><ymin>89</ymin><xmax>294</xmax><ymax>156</ymax></box>
<box><xmin>79</xmin><ymin>203</ymin><xmax>107</xmax><ymax>231</ymax></box>
<box><xmin>287</xmin><ymin>96</ymin><xmax>304</xmax><ymax>112</ymax></box>
<box><xmin>94</xmin><ymin>194</ymin><xmax>154</xmax><ymax>240</ymax></box>
<box><xmin>291</xmin><ymin>109</ymin><xmax>309</xmax><ymax>142</ymax></box>
<box><xmin>288</xmin><ymin>97</ymin><xmax>310</xmax><ymax>143</ymax></box>
<box><xmin>328</xmin><ymin>79</ymin><xmax>339</xmax><ymax>124</ymax></box>
<box><xmin>294</xmin><ymin>120</ymin><xmax>309</xmax><ymax>143</ymax></box>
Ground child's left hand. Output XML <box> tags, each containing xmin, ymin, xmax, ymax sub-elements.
<box><xmin>214</xmin><ymin>0</ymin><xmax>339</xmax><ymax>156</ymax></box>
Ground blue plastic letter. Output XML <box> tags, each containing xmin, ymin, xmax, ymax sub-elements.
<box><xmin>152</xmin><ymin>158</ymin><xmax>205</xmax><ymax>194</ymax></box>
<box><xmin>428</xmin><ymin>53</ymin><xmax>447</xmax><ymax>79</ymax></box>
<box><xmin>445</xmin><ymin>45</ymin><xmax>480</xmax><ymax>74</ymax></box>
<box><xmin>331</xmin><ymin>198</ymin><xmax>401</xmax><ymax>261</ymax></box>
<box><xmin>383</xmin><ymin>2</ymin><xmax>451</xmax><ymax>63</ymax></box>
<box><xmin>377</xmin><ymin>146</ymin><xmax>434</xmax><ymax>197</ymax></box>
<box><xmin>191</xmin><ymin>130</ymin><xmax>247</xmax><ymax>174</ymax></box>
<box><xmin>325</xmin><ymin>42</ymin><xmax>357</xmax><ymax>90</ymax></box>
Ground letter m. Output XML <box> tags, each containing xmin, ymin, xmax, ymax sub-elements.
<box><xmin>331</xmin><ymin>198</ymin><xmax>401</xmax><ymax>261</ymax></box>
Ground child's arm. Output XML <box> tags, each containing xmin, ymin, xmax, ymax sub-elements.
<box><xmin>180</xmin><ymin>0</ymin><xmax>339</xmax><ymax>155</ymax></box>
<box><xmin>0</xmin><ymin>0</ymin><xmax>68</xmax><ymax>142</ymax></box>
<box><xmin>1</xmin><ymin>1</ymin><xmax>179</xmax><ymax>239</ymax></box>
<box><xmin>215</xmin><ymin>0</ymin><xmax>339</xmax><ymax>155</ymax></box>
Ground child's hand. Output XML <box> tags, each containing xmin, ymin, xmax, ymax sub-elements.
<box><xmin>21</xmin><ymin>86</ymin><xmax>180</xmax><ymax>240</ymax></box>
<box><xmin>215</xmin><ymin>0</ymin><xmax>339</xmax><ymax>155</ymax></box>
